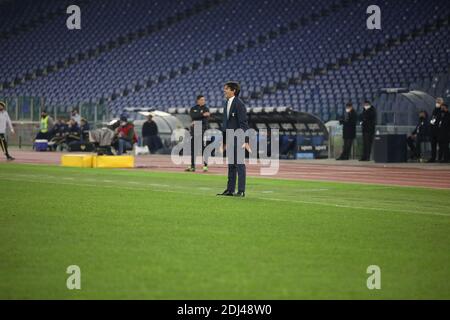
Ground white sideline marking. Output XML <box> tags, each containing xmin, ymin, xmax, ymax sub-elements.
<box><xmin>0</xmin><ymin>174</ymin><xmax>448</xmax><ymax>218</ymax></box>
<box><xmin>252</xmin><ymin>196</ymin><xmax>450</xmax><ymax>218</ymax></box>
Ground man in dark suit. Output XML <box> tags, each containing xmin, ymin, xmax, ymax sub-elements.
<box><xmin>337</xmin><ymin>102</ymin><xmax>357</xmax><ymax>160</ymax></box>
<box><xmin>428</xmin><ymin>97</ymin><xmax>444</xmax><ymax>163</ymax></box>
<box><xmin>438</xmin><ymin>104</ymin><xmax>450</xmax><ymax>163</ymax></box>
<box><xmin>217</xmin><ymin>81</ymin><xmax>250</xmax><ymax>197</ymax></box>
<box><xmin>359</xmin><ymin>101</ymin><xmax>377</xmax><ymax>161</ymax></box>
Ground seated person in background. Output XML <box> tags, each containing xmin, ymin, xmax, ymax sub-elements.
<box><xmin>114</xmin><ymin>117</ymin><xmax>137</xmax><ymax>155</ymax></box>
<box><xmin>407</xmin><ymin>110</ymin><xmax>430</xmax><ymax>160</ymax></box>
<box><xmin>65</xmin><ymin>119</ymin><xmax>81</xmax><ymax>146</ymax></box>
<box><xmin>49</xmin><ymin>119</ymin><xmax>68</xmax><ymax>151</ymax></box>
<box><xmin>80</xmin><ymin>118</ymin><xmax>90</xmax><ymax>143</ymax></box>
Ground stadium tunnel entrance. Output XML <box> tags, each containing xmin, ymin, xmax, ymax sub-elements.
<box><xmin>168</xmin><ymin>106</ymin><xmax>329</xmax><ymax>159</ymax></box>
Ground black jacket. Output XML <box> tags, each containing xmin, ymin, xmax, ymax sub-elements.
<box><xmin>412</xmin><ymin>116</ymin><xmax>430</xmax><ymax>140</ymax></box>
<box><xmin>339</xmin><ymin>109</ymin><xmax>357</xmax><ymax>139</ymax></box>
<box><xmin>430</xmin><ymin>107</ymin><xmax>442</xmax><ymax>136</ymax></box>
<box><xmin>222</xmin><ymin>97</ymin><xmax>249</xmax><ymax>144</ymax></box>
<box><xmin>360</xmin><ymin>106</ymin><xmax>377</xmax><ymax>134</ymax></box>
<box><xmin>142</xmin><ymin>120</ymin><xmax>158</xmax><ymax>137</ymax></box>
<box><xmin>438</xmin><ymin>111</ymin><xmax>450</xmax><ymax>141</ymax></box>
<box><xmin>189</xmin><ymin>105</ymin><xmax>209</xmax><ymax>130</ymax></box>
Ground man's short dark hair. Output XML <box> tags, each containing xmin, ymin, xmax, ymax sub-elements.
<box><xmin>225</xmin><ymin>81</ymin><xmax>241</xmax><ymax>97</ymax></box>
<box><xmin>346</xmin><ymin>102</ymin><xmax>353</xmax><ymax>108</ymax></box>
<box><xmin>364</xmin><ymin>100</ymin><xmax>371</xmax><ymax>105</ymax></box>
<box><xmin>196</xmin><ymin>95</ymin><xmax>204</xmax><ymax>101</ymax></box>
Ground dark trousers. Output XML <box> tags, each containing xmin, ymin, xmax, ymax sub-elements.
<box><xmin>227</xmin><ymin>164</ymin><xmax>246</xmax><ymax>193</ymax></box>
<box><xmin>190</xmin><ymin>130</ymin><xmax>208</xmax><ymax>167</ymax></box>
<box><xmin>226</xmin><ymin>143</ymin><xmax>246</xmax><ymax>193</ymax></box>
<box><xmin>340</xmin><ymin>138</ymin><xmax>354</xmax><ymax>159</ymax></box>
<box><xmin>439</xmin><ymin>139</ymin><xmax>449</xmax><ymax>162</ymax></box>
<box><xmin>143</xmin><ymin>135</ymin><xmax>160</xmax><ymax>154</ymax></box>
<box><xmin>0</xmin><ymin>133</ymin><xmax>11</xmax><ymax>158</ymax></box>
<box><xmin>430</xmin><ymin>135</ymin><xmax>443</xmax><ymax>161</ymax></box>
<box><xmin>362</xmin><ymin>132</ymin><xmax>374</xmax><ymax>160</ymax></box>
<box><xmin>35</xmin><ymin>131</ymin><xmax>50</xmax><ymax>140</ymax></box>
<box><xmin>407</xmin><ymin>136</ymin><xmax>422</xmax><ymax>158</ymax></box>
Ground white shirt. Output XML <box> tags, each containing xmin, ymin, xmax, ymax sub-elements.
<box><xmin>226</xmin><ymin>96</ymin><xmax>235</xmax><ymax>118</ymax></box>
<box><xmin>71</xmin><ymin>113</ymin><xmax>81</xmax><ymax>126</ymax></box>
<box><xmin>0</xmin><ymin>110</ymin><xmax>13</xmax><ymax>134</ymax></box>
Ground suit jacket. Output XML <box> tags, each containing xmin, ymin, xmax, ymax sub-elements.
<box><xmin>438</xmin><ymin>111</ymin><xmax>450</xmax><ymax>141</ymax></box>
<box><xmin>430</xmin><ymin>107</ymin><xmax>442</xmax><ymax>136</ymax></box>
<box><xmin>360</xmin><ymin>106</ymin><xmax>377</xmax><ymax>134</ymax></box>
<box><xmin>412</xmin><ymin>117</ymin><xmax>430</xmax><ymax>140</ymax></box>
<box><xmin>339</xmin><ymin>109</ymin><xmax>357</xmax><ymax>139</ymax></box>
<box><xmin>222</xmin><ymin>97</ymin><xmax>249</xmax><ymax>144</ymax></box>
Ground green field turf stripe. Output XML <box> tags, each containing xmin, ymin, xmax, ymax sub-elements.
<box><xmin>1</xmin><ymin>174</ymin><xmax>449</xmax><ymax>218</ymax></box>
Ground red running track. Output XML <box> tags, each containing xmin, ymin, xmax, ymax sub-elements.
<box><xmin>1</xmin><ymin>150</ymin><xmax>449</xmax><ymax>189</ymax></box>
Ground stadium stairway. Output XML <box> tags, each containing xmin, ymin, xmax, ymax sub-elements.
<box><xmin>105</xmin><ymin>0</ymin><xmax>449</xmax><ymax>119</ymax></box>
<box><xmin>0</xmin><ymin>0</ymin><xmax>224</xmax><ymax>90</ymax></box>
<box><xmin>244</xmin><ymin>13</ymin><xmax>450</xmax><ymax>118</ymax></box>
<box><xmin>100</xmin><ymin>0</ymin><xmax>359</xmax><ymax>110</ymax></box>
<box><xmin>0</xmin><ymin>0</ymin><xmax>92</xmax><ymax>40</ymax></box>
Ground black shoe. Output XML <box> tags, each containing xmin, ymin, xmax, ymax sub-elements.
<box><xmin>336</xmin><ymin>157</ymin><xmax>348</xmax><ymax>161</ymax></box>
<box><xmin>6</xmin><ymin>155</ymin><xmax>14</xmax><ymax>161</ymax></box>
<box><xmin>427</xmin><ymin>159</ymin><xmax>435</xmax><ymax>163</ymax></box>
<box><xmin>439</xmin><ymin>159</ymin><xmax>449</xmax><ymax>163</ymax></box>
<box><xmin>359</xmin><ymin>158</ymin><xmax>369</xmax><ymax>161</ymax></box>
<box><xmin>234</xmin><ymin>191</ymin><xmax>245</xmax><ymax>197</ymax></box>
<box><xmin>217</xmin><ymin>190</ymin><xmax>234</xmax><ymax>196</ymax></box>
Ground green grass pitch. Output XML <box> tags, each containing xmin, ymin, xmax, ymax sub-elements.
<box><xmin>0</xmin><ymin>163</ymin><xmax>449</xmax><ymax>299</ymax></box>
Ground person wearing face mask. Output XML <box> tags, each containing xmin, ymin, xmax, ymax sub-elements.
<box><xmin>337</xmin><ymin>103</ymin><xmax>357</xmax><ymax>160</ymax></box>
<box><xmin>428</xmin><ymin>97</ymin><xmax>444</xmax><ymax>163</ymax></box>
<box><xmin>359</xmin><ymin>101</ymin><xmax>377</xmax><ymax>161</ymax></box>
<box><xmin>437</xmin><ymin>104</ymin><xmax>450</xmax><ymax>163</ymax></box>
<box><xmin>407</xmin><ymin>110</ymin><xmax>430</xmax><ymax>160</ymax></box>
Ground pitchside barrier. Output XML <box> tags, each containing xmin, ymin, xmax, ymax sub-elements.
<box><xmin>61</xmin><ymin>154</ymin><xmax>135</xmax><ymax>168</ymax></box>
<box><xmin>7</xmin><ymin>121</ymin><xmax>105</xmax><ymax>147</ymax></box>
<box><xmin>327</xmin><ymin>125</ymin><xmax>417</xmax><ymax>160</ymax></box>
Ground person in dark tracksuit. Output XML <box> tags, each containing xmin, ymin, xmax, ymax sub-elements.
<box><xmin>359</xmin><ymin>101</ymin><xmax>377</xmax><ymax>161</ymax></box>
<box><xmin>217</xmin><ymin>81</ymin><xmax>250</xmax><ymax>197</ymax></box>
<box><xmin>186</xmin><ymin>95</ymin><xmax>210</xmax><ymax>172</ymax></box>
<box><xmin>407</xmin><ymin>110</ymin><xmax>430</xmax><ymax>160</ymax></box>
<box><xmin>0</xmin><ymin>101</ymin><xmax>15</xmax><ymax>160</ymax></box>
<box><xmin>142</xmin><ymin>115</ymin><xmax>159</xmax><ymax>154</ymax></box>
<box><xmin>337</xmin><ymin>102</ymin><xmax>357</xmax><ymax>160</ymax></box>
<box><xmin>428</xmin><ymin>97</ymin><xmax>444</xmax><ymax>163</ymax></box>
<box><xmin>438</xmin><ymin>104</ymin><xmax>450</xmax><ymax>163</ymax></box>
